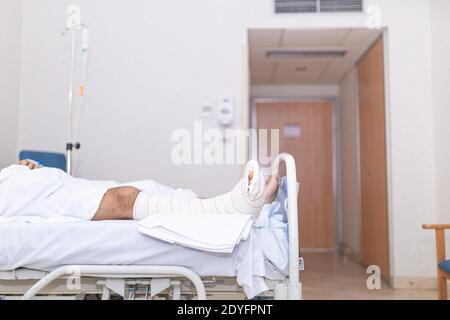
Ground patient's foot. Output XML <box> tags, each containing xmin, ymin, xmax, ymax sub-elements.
<box><xmin>248</xmin><ymin>170</ymin><xmax>254</xmax><ymax>185</ymax></box>
<box><xmin>243</xmin><ymin>160</ymin><xmax>265</xmax><ymax>200</ymax></box>
<box><xmin>264</xmin><ymin>173</ymin><xmax>279</xmax><ymax>203</ymax></box>
<box><xmin>244</xmin><ymin>161</ymin><xmax>279</xmax><ymax>204</ymax></box>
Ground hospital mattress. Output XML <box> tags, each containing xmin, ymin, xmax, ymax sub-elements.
<box><xmin>0</xmin><ymin>220</ymin><xmax>279</xmax><ymax>297</ymax></box>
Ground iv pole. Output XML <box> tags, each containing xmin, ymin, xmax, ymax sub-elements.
<box><xmin>62</xmin><ymin>5</ymin><xmax>88</xmax><ymax>176</ymax></box>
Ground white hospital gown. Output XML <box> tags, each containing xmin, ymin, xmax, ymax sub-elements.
<box><xmin>0</xmin><ymin>165</ymin><xmax>197</xmax><ymax>220</ymax></box>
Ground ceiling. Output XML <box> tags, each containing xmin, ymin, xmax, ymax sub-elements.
<box><xmin>249</xmin><ymin>28</ymin><xmax>382</xmax><ymax>85</ymax></box>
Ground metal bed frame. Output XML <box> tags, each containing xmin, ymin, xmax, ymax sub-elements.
<box><xmin>0</xmin><ymin>153</ymin><xmax>302</xmax><ymax>300</ymax></box>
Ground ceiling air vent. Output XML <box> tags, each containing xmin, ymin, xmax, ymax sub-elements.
<box><xmin>275</xmin><ymin>0</ymin><xmax>318</xmax><ymax>13</ymax></box>
<box><xmin>275</xmin><ymin>0</ymin><xmax>363</xmax><ymax>14</ymax></box>
<box><xmin>320</xmin><ymin>0</ymin><xmax>363</xmax><ymax>12</ymax></box>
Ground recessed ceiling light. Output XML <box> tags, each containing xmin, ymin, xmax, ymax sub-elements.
<box><xmin>266</xmin><ymin>49</ymin><xmax>347</xmax><ymax>60</ymax></box>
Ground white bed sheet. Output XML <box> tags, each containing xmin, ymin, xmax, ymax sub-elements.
<box><xmin>0</xmin><ymin>220</ymin><xmax>278</xmax><ymax>298</ymax></box>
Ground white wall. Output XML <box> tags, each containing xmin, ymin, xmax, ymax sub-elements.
<box><xmin>18</xmin><ymin>0</ymin><xmax>249</xmax><ymax>197</ymax></box>
<box><xmin>17</xmin><ymin>0</ymin><xmax>439</xmax><ymax>280</ymax></box>
<box><xmin>430</xmin><ymin>0</ymin><xmax>450</xmax><ymax>258</ymax></box>
<box><xmin>376</xmin><ymin>1</ymin><xmax>436</xmax><ymax>282</ymax></box>
<box><xmin>0</xmin><ymin>0</ymin><xmax>21</xmax><ymax>169</ymax></box>
<box><xmin>431</xmin><ymin>0</ymin><xmax>450</xmax><ymax>224</ymax></box>
<box><xmin>339</xmin><ymin>68</ymin><xmax>361</xmax><ymax>256</ymax></box>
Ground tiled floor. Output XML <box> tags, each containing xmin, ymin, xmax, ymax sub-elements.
<box><xmin>300</xmin><ymin>252</ymin><xmax>437</xmax><ymax>300</ymax></box>
<box><xmin>210</xmin><ymin>252</ymin><xmax>441</xmax><ymax>300</ymax></box>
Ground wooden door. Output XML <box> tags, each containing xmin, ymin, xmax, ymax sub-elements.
<box><xmin>358</xmin><ymin>37</ymin><xmax>390</xmax><ymax>278</ymax></box>
<box><xmin>256</xmin><ymin>101</ymin><xmax>335</xmax><ymax>250</ymax></box>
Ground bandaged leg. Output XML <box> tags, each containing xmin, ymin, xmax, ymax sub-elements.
<box><xmin>133</xmin><ymin>160</ymin><xmax>274</xmax><ymax>220</ymax></box>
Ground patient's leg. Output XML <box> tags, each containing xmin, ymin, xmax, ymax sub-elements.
<box><xmin>92</xmin><ymin>161</ymin><xmax>278</xmax><ymax>221</ymax></box>
<box><xmin>132</xmin><ymin>161</ymin><xmax>279</xmax><ymax>220</ymax></box>
<box><xmin>92</xmin><ymin>186</ymin><xmax>140</xmax><ymax>220</ymax></box>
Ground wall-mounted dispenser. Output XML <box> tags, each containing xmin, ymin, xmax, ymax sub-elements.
<box><xmin>217</xmin><ymin>96</ymin><xmax>234</xmax><ymax>127</ymax></box>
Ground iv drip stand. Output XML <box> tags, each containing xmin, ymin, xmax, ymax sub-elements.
<box><xmin>62</xmin><ymin>10</ymin><xmax>88</xmax><ymax>176</ymax></box>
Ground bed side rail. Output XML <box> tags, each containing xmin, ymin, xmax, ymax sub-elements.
<box><xmin>273</xmin><ymin>153</ymin><xmax>301</xmax><ymax>300</ymax></box>
<box><xmin>21</xmin><ymin>265</ymin><xmax>207</xmax><ymax>300</ymax></box>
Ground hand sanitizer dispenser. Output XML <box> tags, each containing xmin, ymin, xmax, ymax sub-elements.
<box><xmin>217</xmin><ymin>97</ymin><xmax>234</xmax><ymax>127</ymax></box>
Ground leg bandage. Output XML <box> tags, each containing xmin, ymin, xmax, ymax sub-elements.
<box><xmin>133</xmin><ymin>161</ymin><xmax>267</xmax><ymax>220</ymax></box>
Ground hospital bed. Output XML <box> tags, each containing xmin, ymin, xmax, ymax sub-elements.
<box><xmin>0</xmin><ymin>153</ymin><xmax>302</xmax><ymax>300</ymax></box>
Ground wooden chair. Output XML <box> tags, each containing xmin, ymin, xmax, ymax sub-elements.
<box><xmin>423</xmin><ymin>224</ymin><xmax>450</xmax><ymax>300</ymax></box>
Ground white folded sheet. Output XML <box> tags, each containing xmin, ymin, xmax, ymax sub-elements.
<box><xmin>138</xmin><ymin>214</ymin><xmax>254</xmax><ymax>253</ymax></box>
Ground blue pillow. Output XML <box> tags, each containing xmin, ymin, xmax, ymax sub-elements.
<box><xmin>19</xmin><ymin>150</ymin><xmax>67</xmax><ymax>172</ymax></box>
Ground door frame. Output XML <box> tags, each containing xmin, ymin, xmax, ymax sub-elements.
<box><xmin>382</xmin><ymin>29</ymin><xmax>394</xmax><ymax>279</ymax></box>
<box><xmin>250</xmin><ymin>97</ymin><xmax>341</xmax><ymax>251</ymax></box>
<box><xmin>246</xmin><ymin>27</ymin><xmax>393</xmax><ymax>278</ymax></box>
